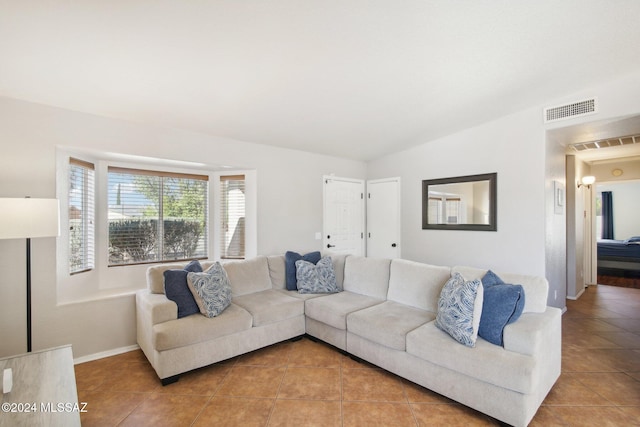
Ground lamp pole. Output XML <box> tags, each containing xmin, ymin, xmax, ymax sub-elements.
<box><xmin>26</xmin><ymin>237</ymin><xmax>32</xmax><ymax>352</ymax></box>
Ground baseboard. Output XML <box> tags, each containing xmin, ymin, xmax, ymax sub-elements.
<box><xmin>73</xmin><ymin>344</ymin><xmax>140</xmax><ymax>365</ymax></box>
<box><xmin>566</xmin><ymin>287</ymin><xmax>586</xmax><ymax>301</ymax></box>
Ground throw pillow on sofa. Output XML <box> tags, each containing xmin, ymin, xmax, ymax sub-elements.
<box><xmin>187</xmin><ymin>262</ymin><xmax>232</xmax><ymax>318</ymax></box>
<box><xmin>435</xmin><ymin>272</ymin><xmax>484</xmax><ymax>347</ymax></box>
<box><xmin>295</xmin><ymin>256</ymin><xmax>339</xmax><ymax>294</ymax></box>
<box><xmin>478</xmin><ymin>270</ymin><xmax>525</xmax><ymax>346</ymax></box>
<box><xmin>285</xmin><ymin>251</ymin><xmax>322</xmax><ymax>290</ymax></box>
<box><xmin>163</xmin><ymin>260</ymin><xmax>203</xmax><ymax>318</ymax></box>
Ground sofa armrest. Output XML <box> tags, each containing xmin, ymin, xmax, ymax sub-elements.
<box><xmin>136</xmin><ymin>289</ymin><xmax>178</xmax><ymax>325</ymax></box>
<box><xmin>503</xmin><ymin>307</ymin><xmax>562</xmax><ymax>356</ymax></box>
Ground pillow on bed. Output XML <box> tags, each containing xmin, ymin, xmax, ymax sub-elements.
<box><xmin>624</xmin><ymin>236</ymin><xmax>640</xmax><ymax>244</ymax></box>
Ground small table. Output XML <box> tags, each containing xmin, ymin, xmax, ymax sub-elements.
<box><xmin>0</xmin><ymin>345</ymin><xmax>80</xmax><ymax>427</ymax></box>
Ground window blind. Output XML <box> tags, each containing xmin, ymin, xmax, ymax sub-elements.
<box><xmin>428</xmin><ymin>197</ymin><xmax>442</xmax><ymax>224</ymax></box>
<box><xmin>220</xmin><ymin>175</ymin><xmax>245</xmax><ymax>259</ymax></box>
<box><xmin>445</xmin><ymin>198</ymin><xmax>461</xmax><ymax>224</ymax></box>
<box><xmin>107</xmin><ymin>167</ymin><xmax>208</xmax><ymax>266</ymax></box>
<box><xmin>69</xmin><ymin>158</ymin><xmax>95</xmax><ymax>274</ymax></box>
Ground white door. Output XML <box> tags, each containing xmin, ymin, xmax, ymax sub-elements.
<box><xmin>367</xmin><ymin>177</ymin><xmax>401</xmax><ymax>259</ymax></box>
<box><xmin>323</xmin><ymin>176</ymin><xmax>365</xmax><ymax>256</ymax></box>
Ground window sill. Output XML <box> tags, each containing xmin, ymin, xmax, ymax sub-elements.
<box><xmin>57</xmin><ymin>287</ymin><xmax>142</xmax><ymax>307</ymax></box>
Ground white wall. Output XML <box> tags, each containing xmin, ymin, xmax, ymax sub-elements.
<box><xmin>0</xmin><ymin>96</ymin><xmax>366</xmax><ymax>358</ymax></box>
<box><xmin>368</xmin><ymin>107</ymin><xmax>548</xmax><ymax>277</ymax></box>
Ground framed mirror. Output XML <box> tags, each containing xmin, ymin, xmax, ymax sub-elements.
<box><xmin>422</xmin><ymin>173</ymin><xmax>497</xmax><ymax>231</ymax></box>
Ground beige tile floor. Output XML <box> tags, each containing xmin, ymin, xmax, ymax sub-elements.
<box><xmin>75</xmin><ymin>284</ymin><xmax>640</xmax><ymax>426</ymax></box>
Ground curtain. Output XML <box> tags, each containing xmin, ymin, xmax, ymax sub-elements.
<box><xmin>601</xmin><ymin>191</ymin><xmax>614</xmax><ymax>240</ymax></box>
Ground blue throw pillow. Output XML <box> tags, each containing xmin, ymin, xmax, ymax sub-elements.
<box><xmin>478</xmin><ymin>270</ymin><xmax>525</xmax><ymax>346</ymax></box>
<box><xmin>285</xmin><ymin>251</ymin><xmax>322</xmax><ymax>290</ymax></box>
<box><xmin>164</xmin><ymin>260</ymin><xmax>203</xmax><ymax>318</ymax></box>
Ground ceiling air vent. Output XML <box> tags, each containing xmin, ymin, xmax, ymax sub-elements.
<box><xmin>544</xmin><ymin>98</ymin><xmax>597</xmax><ymax>123</ymax></box>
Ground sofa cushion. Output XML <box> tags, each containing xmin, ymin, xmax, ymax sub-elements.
<box><xmin>153</xmin><ymin>303</ymin><xmax>253</xmax><ymax>351</ymax></box>
<box><xmin>478</xmin><ymin>270</ymin><xmax>525</xmax><ymax>346</ymax></box>
<box><xmin>232</xmin><ymin>289</ymin><xmax>304</xmax><ymax>327</ymax></box>
<box><xmin>296</xmin><ymin>257</ymin><xmax>339</xmax><ymax>294</ymax></box>
<box><xmin>267</xmin><ymin>255</ymin><xmax>286</xmax><ymax>290</ymax></box>
<box><xmin>434</xmin><ymin>273</ymin><xmax>483</xmax><ymax>347</ymax></box>
<box><xmin>324</xmin><ymin>252</ymin><xmax>348</xmax><ymax>291</ymax></box>
<box><xmin>406</xmin><ymin>321</ymin><xmax>537</xmax><ymax>394</ymax></box>
<box><xmin>148</xmin><ymin>262</ymin><xmax>195</xmax><ymax>294</ymax></box>
<box><xmin>223</xmin><ymin>256</ymin><xmax>272</xmax><ymax>296</ymax></box>
<box><xmin>285</xmin><ymin>251</ymin><xmax>322</xmax><ymax>290</ymax></box>
<box><xmin>343</xmin><ymin>256</ymin><xmax>390</xmax><ymax>299</ymax></box>
<box><xmin>388</xmin><ymin>259</ymin><xmax>451</xmax><ymax>312</ymax></box>
<box><xmin>163</xmin><ymin>260</ymin><xmax>203</xmax><ymax>318</ymax></box>
<box><xmin>187</xmin><ymin>262</ymin><xmax>232</xmax><ymax>318</ymax></box>
<box><xmin>304</xmin><ymin>291</ymin><xmax>384</xmax><ymax>330</ymax></box>
<box><xmin>347</xmin><ymin>301</ymin><xmax>435</xmax><ymax>351</ymax></box>
<box><xmin>452</xmin><ymin>266</ymin><xmax>548</xmax><ymax>313</ymax></box>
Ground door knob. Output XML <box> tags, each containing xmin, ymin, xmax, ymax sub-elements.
<box><xmin>327</xmin><ymin>244</ymin><xmax>336</xmax><ymax>248</ymax></box>
<box><xmin>391</xmin><ymin>243</ymin><xmax>397</xmax><ymax>248</ymax></box>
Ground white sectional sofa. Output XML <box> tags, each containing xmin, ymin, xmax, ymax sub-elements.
<box><xmin>136</xmin><ymin>254</ymin><xmax>561</xmax><ymax>427</ymax></box>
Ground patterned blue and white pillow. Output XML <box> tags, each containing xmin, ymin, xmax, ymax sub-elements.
<box><xmin>295</xmin><ymin>257</ymin><xmax>339</xmax><ymax>294</ymax></box>
<box><xmin>435</xmin><ymin>272</ymin><xmax>484</xmax><ymax>347</ymax></box>
<box><xmin>187</xmin><ymin>262</ymin><xmax>232</xmax><ymax>318</ymax></box>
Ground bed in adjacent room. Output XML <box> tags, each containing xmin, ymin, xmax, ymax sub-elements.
<box><xmin>597</xmin><ymin>237</ymin><xmax>640</xmax><ymax>277</ymax></box>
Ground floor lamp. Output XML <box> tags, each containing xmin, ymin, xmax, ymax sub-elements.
<box><xmin>0</xmin><ymin>198</ymin><xmax>60</xmax><ymax>353</ymax></box>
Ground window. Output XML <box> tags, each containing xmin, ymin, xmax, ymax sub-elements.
<box><xmin>445</xmin><ymin>197</ymin><xmax>461</xmax><ymax>224</ymax></box>
<box><xmin>427</xmin><ymin>195</ymin><xmax>463</xmax><ymax>224</ymax></box>
<box><xmin>107</xmin><ymin>167</ymin><xmax>208</xmax><ymax>266</ymax></box>
<box><xmin>68</xmin><ymin>158</ymin><xmax>95</xmax><ymax>274</ymax></box>
<box><xmin>220</xmin><ymin>175</ymin><xmax>245</xmax><ymax>259</ymax></box>
<box><xmin>428</xmin><ymin>197</ymin><xmax>443</xmax><ymax>224</ymax></box>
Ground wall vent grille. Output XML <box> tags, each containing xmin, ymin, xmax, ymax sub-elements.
<box><xmin>544</xmin><ymin>98</ymin><xmax>597</xmax><ymax>123</ymax></box>
<box><xmin>569</xmin><ymin>134</ymin><xmax>640</xmax><ymax>152</ymax></box>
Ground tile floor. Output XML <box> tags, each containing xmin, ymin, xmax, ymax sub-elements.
<box><xmin>74</xmin><ymin>284</ymin><xmax>640</xmax><ymax>426</ymax></box>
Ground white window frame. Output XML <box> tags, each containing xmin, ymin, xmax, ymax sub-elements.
<box><xmin>56</xmin><ymin>148</ymin><xmax>257</xmax><ymax>304</ymax></box>
<box><xmin>68</xmin><ymin>157</ymin><xmax>95</xmax><ymax>274</ymax></box>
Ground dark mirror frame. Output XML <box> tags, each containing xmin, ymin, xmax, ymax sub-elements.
<box><xmin>422</xmin><ymin>173</ymin><xmax>497</xmax><ymax>231</ymax></box>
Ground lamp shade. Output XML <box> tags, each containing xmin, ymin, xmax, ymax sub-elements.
<box><xmin>0</xmin><ymin>198</ymin><xmax>60</xmax><ymax>239</ymax></box>
<box><xmin>581</xmin><ymin>176</ymin><xmax>596</xmax><ymax>186</ymax></box>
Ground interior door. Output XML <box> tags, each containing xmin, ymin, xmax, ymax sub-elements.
<box><xmin>367</xmin><ymin>177</ymin><xmax>401</xmax><ymax>259</ymax></box>
<box><xmin>323</xmin><ymin>176</ymin><xmax>365</xmax><ymax>256</ymax></box>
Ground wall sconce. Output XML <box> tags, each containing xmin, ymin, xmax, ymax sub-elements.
<box><xmin>577</xmin><ymin>175</ymin><xmax>596</xmax><ymax>189</ymax></box>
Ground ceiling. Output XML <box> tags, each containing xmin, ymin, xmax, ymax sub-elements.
<box><xmin>2</xmin><ymin>1</ymin><xmax>640</xmax><ymax>161</ymax></box>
